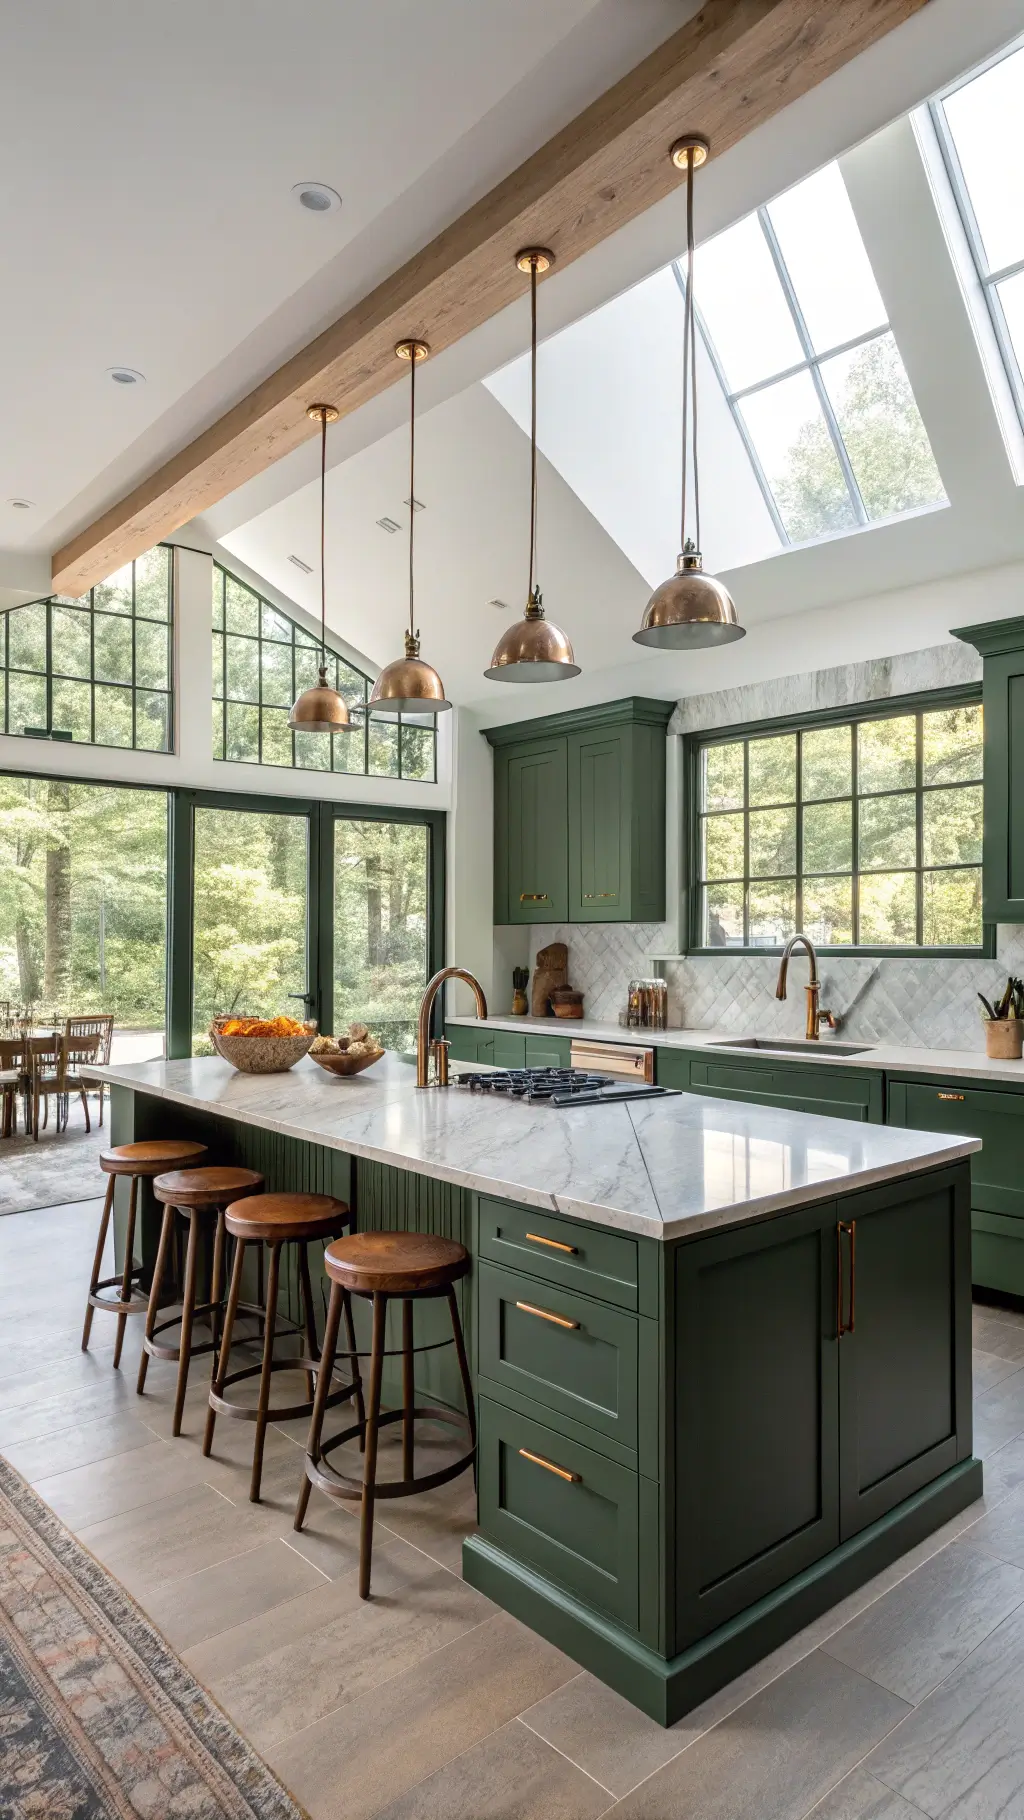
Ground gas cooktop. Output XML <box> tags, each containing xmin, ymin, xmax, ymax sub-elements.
<box><xmin>453</xmin><ymin>1066</ymin><xmax>675</xmax><ymax>1109</ymax></box>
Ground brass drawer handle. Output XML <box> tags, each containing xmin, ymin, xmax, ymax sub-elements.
<box><xmin>583</xmin><ymin>892</ymin><xmax>615</xmax><ymax>899</ymax></box>
<box><xmin>516</xmin><ymin>1300</ymin><xmax>580</xmax><ymax>1330</ymax></box>
<box><xmin>520</xmin><ymin>892</ymin><xmax>550</xmax><ymax>902</ymax></box>
<box><xmin>937</xmin><ymin>1091</ymin><xmax>965</xmax><ymax>1101</ymax></box>
<box><xmin>518</xmin><ymin>1447</ymin><xmax>581</xmax><ymax>1483</ymax></box>
<box><xmin>526</xmin><ymin>1231</ymin><xmax>577</xmax><ymax>1255</ymax></box>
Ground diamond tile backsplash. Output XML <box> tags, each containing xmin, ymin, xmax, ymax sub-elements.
<box><xmin>530</xmin><ymin>922</ymin><xmax>1024</xmax><ymax>1051</ymax></box>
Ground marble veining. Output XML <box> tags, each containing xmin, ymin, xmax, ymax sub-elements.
<box><xmin>91</xmin><ymin>1053</ymin><xmax>979</xmax><ymax>1243</ymax></box>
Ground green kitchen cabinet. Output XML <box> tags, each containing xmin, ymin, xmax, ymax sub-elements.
<box><xmin>686</xmin><ymin>1053</ymin><xmax>884</xmax><ymax>1123</ymax></box>
<box><xmin>487</xmin><ymin>698</ymin><xmax>673</xmax><ymax>926</ymax></box>
<box><xmin>445</xmin><ymin>1026</ymin><xmax>570</xmax><ymax>1070</ymax></box>
<box><xmin>888</xmin><ymin>1072</ymin><xmax>1024</xmax><ymax>1295</ymax></box>
<box><xmin>953</xmin><ymin>616</ymin><xmax>1024</xmax><ymax>921</ymax></box>
<box><xmin>493</xmin><ymin>736</ymin><xmax>569</xmax><ymax>924</ymax></box>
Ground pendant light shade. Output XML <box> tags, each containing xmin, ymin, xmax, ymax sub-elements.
<box><xmin>634</xmin><ymin>136</ymin><xmax>745</xmax><ymax>652</ymax></box>
<box><xmin>486</xmin><ymin>249</ymin><xmax>579</xmax><ymax>685</ymax></box>
<box><xmin>288</xmin><ymin>403</ymin><xmax>356</xmax><ymax>732</ymax></box>
<box><xmin>369</xmin><ymin>340</ymin><xmax>451</xmax><ymax>716</ymax></box>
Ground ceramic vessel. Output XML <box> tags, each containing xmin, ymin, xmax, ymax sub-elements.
<box><xmin>210</xmin><ymin>1027</ymin><xmax>316</xmax><ymax>1072</ymax></box>
<box><xmin>985</xmin><ymin>1018</ymin><xmax>1024</xmax><ymax>1059</ymax></box>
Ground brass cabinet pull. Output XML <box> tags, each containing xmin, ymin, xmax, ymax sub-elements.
<box><xmin>937</xmin><ymin>1091</ymin><xmax>965</xmax><ymax>1101</ymax></box>
<box><xmin>583</xmin><ymin>892</ymin><xmax>616</xmax><ymax>899</ymax></box>
<box><xmin>518</xmin><ymin>1447</ymin><xmax>581</xmax><ymax>1483</ymax></box>
<box><xmin>515</xmin><ymin>1300</ymin><xmax>580</xmax><ymax>1330</ymax></box>
<box><xmin>838</xmin><ymin>1219</ymin><xmax>857</xmax><ymax>1336</ymax></box>
<box><xmin>525</xmin><ymin>1231</ymin><xmax>577</xmax><ymax>1255</ymax></box>
<box><xmin>520</xmin><ymin>892</ymin><xmax>550</xmax><ymax>902</ymax></box>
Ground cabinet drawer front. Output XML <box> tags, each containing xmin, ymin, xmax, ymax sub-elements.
<box><xmin>524</xmin><ymin>1035</ymin><xmax>571</xmax><ymax>1070</ymax></box>
<box><xmin>493</xmin><ymin>1032</ymin><xmax>527</xmax><ymax>1070</ymax></box>
<box><xmin>896</xmin><ymin>1080</ymin><xmax>1024</xmax><ymax>1219</ymax></box>
<box><xmin>689</xmin><ymin>1059</ymin><xmax>876</xmax><ymax>1123</ymax></box>
<box><xmin>446</xmin><ymin>1026</ymin><xmax>481</xmax><ymax>1064</ymax></box>
<box><xmin>478</xmin><ymin>1261</ymin><xmax>638</xmax><ymax>1450</ymax></box>
<box><xmin>477</xmin><ymin>1394</ymin><xmax>640</xmax><ymax>1629</ymax></box>
<box><xmin>478</xmin><ymin>1198</ymin><xmax>638</xmax><ymax>1310</ymax></box>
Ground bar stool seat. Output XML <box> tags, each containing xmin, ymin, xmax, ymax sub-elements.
<box><xmin>138</xmin><ymin>1165</ymin><xmax>264</xmax><ymax>1435</ymax></box>
<box><xmin>83</xmin><ymin>1139</ymin><xmax>207</xmax><ymax>1368</ymax></box>
<box><xmin>205</xmin><ymin>1191</ymin><xmax>360</xmax><ymax>1502</ymax></box>
<box><xmin>295</xmin><ymin>1229</ymin><xmax>475</xmax><ymax>1599</ymax></box>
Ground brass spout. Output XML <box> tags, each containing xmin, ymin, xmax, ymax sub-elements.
<box><xmin>775</xmin><ymin>934</ymin><xmax>826</xmax><ymax>1041</ymax></box>
<box><xmin>416</xmin><ymin>967</ymin><xmax>488</xmax><ymax>1086</ymax></box>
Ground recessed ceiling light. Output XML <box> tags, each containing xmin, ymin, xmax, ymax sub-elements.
<box><xmin>8</xmin><ymin>497</ymin><xmax>34</xmax><ymax>510</ymax></box>
<box><xmin>404</xmin><ymin>496</ymin><xmax>425</xmax><ymax>513</ymax></box>
<box><xmin>107</xmin><ymin>366</ymin><xmax>145</xmax><ymax>386</ymax></box>
<box><xmin>376</xmin><ymin>516</ymin><xmax>401</xmax><ymax>534</ymax></box>
<box><xmin>487</xmin><ymin>598</ymin><xmax>511</xmax><ymax>610</ymax></box>
<box><xmin>288</xmin><ymin>553</ymin><xmax>313</xmax><ymax>573</ymax></box>
<box><xmin>292</xmin><ymin>182</ymin><xmax>342</xmax><ymax>215</ymax></box>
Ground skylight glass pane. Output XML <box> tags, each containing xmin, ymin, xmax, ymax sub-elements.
<box><xmin>739</xmin><ymin>371</ymin><xmax>856</xmax><ymax>542</ymax></box>
<box><xmin>941</xmin><ymin>46</ymin><xmax>1024</xmax><ymax>274</ymax></box>
<box><xmin>697</xmin><ymin>214</ymin><xmax>803</xmax><ymax>391</ymax></box>
<box><xmin>767</xmin><ymin>165</ymin><xmax>886</xmax><ymax>353</ymax></box>
<box><xmin>995</xmin><ymin>269</ymin><xmax>1024</xmax><ymax>390</ymax></box>
<box><xmin>819</xmin><ymin>333</ymin><xmax>945</xmax><ymax>521</ymax></box>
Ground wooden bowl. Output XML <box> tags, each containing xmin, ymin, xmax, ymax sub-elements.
<box><xmin>309</xmin><ymin>1047</ymin><xmax>385</xmax><ymax>1077</ymax></box>
<box><xmin>210</xmin><ymin>1028</ymin><xmax>316</xmax><ymax>1073</ymax></box>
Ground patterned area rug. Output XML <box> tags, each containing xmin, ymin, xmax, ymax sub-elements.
<box><xmin>0</xmin><ymin>1456</ymin><xmax>306</xmax><ymax>1819</ymax></box>
<box><xmin>0</xmin><ymin>1100</ymin><xmax>105</xmax><ymax>1217</ymax></box>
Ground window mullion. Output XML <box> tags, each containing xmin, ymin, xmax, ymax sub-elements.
<box><xmin>915</xmin><ymin>711</ymin><xmax>924</xmax><ymax>946</ymax></box>
<box><xmin>742</xmin><ymin>741</ymin><xmax>750</xmax><ymax>945</ymax></box>
<box><xmin>851</xmin><ymin>723</ymin><xmax>861</xmax><ymax>945</ymax></box>
<box><xmin>795</xmin><ymin>729</ymin><xmax>803</xmax><ymax>938</ymax></box>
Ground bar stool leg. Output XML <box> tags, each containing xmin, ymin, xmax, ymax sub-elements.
<box><xmin>172</xmin><ymin>1207</ymin><xmax>200</xmax><ymax>1436</ymax></box>
<box><xmin>342</xmin><ymin>1289</ymin><xmax>366</xmax><ymax>1448</ymax></box>
<box><xmin>294</xmin><ymin>1280</ymin><xmax>344</xmax><ymax>1533</ymax></box>
<box><xmin>359</xmin><ymin>1291</ymin><xmax>387</xmax><ymax>1600</ymax></box>
<box><xmin>82</xmin><ymin>1174</ymin><xmax>116</xmax><ymax>1351</ymax></box>
<box><xmin>112</xmin><ymin>1173</ymin><xmax>140</xmax><ymax>1370</ymax></box>
<box><xmin>209</xmin><ymin>1208</ymin><xmax>227</xmax><ymax>1364</ymax></box>
<box><xmin>250</xmin><ymin>1241</ymin><xmax>281</xmax><ymax>1502</ymax></box>
<box><xmin>297</xmin><ymin>1244</ymin><xmax>318</xmax><ymax>1405</ymax></box>
<box><xmin>204</xmin><ymin>1236</ymin><xmax>246</xmax><ymax>1458</ymax></box>
<box><xmin>402</xmin><ymin>1299</ymin><xmax>415</xmax><ymax>1483</ymax></box>
<box><xmin>137</xmin><ymin>1201</ymin><xmax>176</xmax><ymax>1394</ymax></box>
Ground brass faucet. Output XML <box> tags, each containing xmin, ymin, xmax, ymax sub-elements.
<box><xmin>416</xmin><ymin>967</ymin><xmax>488</xmax><ymax>1087</ymax></box>
<box><xmin>775</xmin><ymin>934</ymin><xmax>838</xmax><ymax>1041</ymax></box>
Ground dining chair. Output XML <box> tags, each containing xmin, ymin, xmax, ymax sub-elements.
<box><xmin>28</xmin><ymin>1033</ymin><xmax>64</xmax><ymax>1140</ymax></box>
<box><xmin>0</xmin><ymin>1037</ymin><xmax>26</xmax><ymax>1138</ymax></box>
<box><xmin>63</xmin><ymin>1016</ymin><xmax>114</xmax><ymax>1128</ymax></box>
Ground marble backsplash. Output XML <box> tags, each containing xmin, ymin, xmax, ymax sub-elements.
<box><xmin>529</xmin><ymin>921</ymin><xmax>1024</xmax><ymax>1052</ymax></box>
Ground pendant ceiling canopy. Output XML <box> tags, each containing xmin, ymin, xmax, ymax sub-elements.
<box><xmin>485</xmin><ymin>248</ymin><xmax>580</xmax><ymax>685</ymax></box>
<box><xmin>288</xmin><ymin>403</ymin><xmax>356</xmax><ymax>732</ymax></box>
<box><xmin>369</xmin><ymin>339</ymin><xmax>452</xmax><ymax>717</ymax></box>
<box><xmin>634</xmin><ymin>135</ymin><xmax>745</xmax><ymax>652</ymax></box>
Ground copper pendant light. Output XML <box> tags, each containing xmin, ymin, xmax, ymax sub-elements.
<box><xmin>634</xmin><ymin>136</ymin><xmax>745</xmax><ymax>651</ymax></box>
<box><xmin>485</xmin><ymin>249</ymin><xmax>580</xmax><ymax>684</ymax></box>
<box><xmin>288</xmin><ymin>403</ymin><xmax>356</xmax><ymax>731</ymax></box>
<box><xmin>369</xmin><ymin>340</ymin><xmax>451</xmax><ymax>716</ymax></box>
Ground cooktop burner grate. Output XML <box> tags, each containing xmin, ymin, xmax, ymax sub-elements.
<box><xmin>453</xmin><ymin>1067</ymin><xmax>672</xmax><ymax>1107</ymax></box>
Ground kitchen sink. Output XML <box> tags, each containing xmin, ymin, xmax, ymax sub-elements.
<box><xmin>708</xmin><ymin>1037</ymin><xmax>873</xmax><ymax>1057</ymax></box>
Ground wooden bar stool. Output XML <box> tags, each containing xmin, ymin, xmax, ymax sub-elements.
<box><xmin>295</xmin><ymin>1231</ymin><xmax>476</xmax><ymax>1599</ymax></box>
<box><xmin>83</xmin><ymin>1139</ymin><xmax>208</xmax><ymax>1368</ymax></box>
<box><xmin>138</xmin><ymin>1165</ymin><xmax>264</xmax><ymax>1434</ymax></box>
<box><xmin>205</xmin><ymin>1191</ymin><xmax>362</xmax><ymax>1502</ymax></box>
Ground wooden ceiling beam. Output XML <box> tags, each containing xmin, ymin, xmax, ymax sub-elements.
<box><xmin>52</xmin><ymin>0</ymin><xmax>929</xmax><ymax>596</ymax></box>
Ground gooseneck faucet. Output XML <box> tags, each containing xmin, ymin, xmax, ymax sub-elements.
<box><xmin>775</xmin><ymin>934</ymin><xmax>837</xmax><ymax>1041</ymax></box>
<box><xmin>416</xmin><ymin>967</ymin><xmax>488</xmax><ymax>1087</ymax></box>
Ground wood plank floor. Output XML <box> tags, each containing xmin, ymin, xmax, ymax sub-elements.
<box><xmin>5</xmin><ymin>1196</ymin><xmax>1024</xmax><ymax>1819</ymax></box>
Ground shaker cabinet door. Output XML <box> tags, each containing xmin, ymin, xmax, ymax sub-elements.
<box><xmin>569</xmin><ymin>729</ymin><xmax>627</xmax><ymax>919</ymax></box>
<box><xmin>495</xmin><ymin>739</ymin><xmax>568</xmax><ymax>924</ymax></box>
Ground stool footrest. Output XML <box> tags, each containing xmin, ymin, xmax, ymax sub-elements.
<box><xmin>210</xmin><ymin>1358</ymin><xmax>358</xmax><ymax>1427</ymax></box>
<box><xmin>87</xmin><ymin>1268</ymin><xmax>148</xmax><ymax>1319</ymax></box>
<box><xmin>307</xmin><ymin>1404</ymin><xmax>473</xmax><ymax>1501</ymax></box>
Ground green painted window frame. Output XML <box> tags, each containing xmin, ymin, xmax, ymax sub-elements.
<box><xmin>0</xmin><ymin>546</ymin><xmax>173</xmax><ymax>753</ymax></box>
<box><xmin>212</xmin><ymin>561</ymin><xmax>437</xmax><ymax>783</ymax></box>
<box><xmin>684</xmin><ymin>686</ymin><xmax>993</xmax><ymax>958</ymax></box>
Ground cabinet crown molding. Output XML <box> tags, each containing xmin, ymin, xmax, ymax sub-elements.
<box><xmin>952</xmin><ymin>618</ymin><xmax>1024</xmax><ymax>659</ymax></box>
<box><xmin>483</xmin><ymin>696</ymin><xmax>674</xmax><ymax>748</ymax></box>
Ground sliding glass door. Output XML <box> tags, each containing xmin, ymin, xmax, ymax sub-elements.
<box><xmin>191</xmin><ymin>804</ymin><xmax>312</xmax><ymax>1051</ymax></box>
<box><xmin>333</xmin><ymin>816</ymin><xmax>432</xmax><ymax>1052</ymax></box>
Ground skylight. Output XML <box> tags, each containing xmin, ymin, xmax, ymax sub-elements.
<box><xmin>932</xmin><ymin>43</ymin><xmax>1024</xmax><ymax>431</ymax></box>
<box><xmin>485</xmin><ymin>160</ymin><xmax>945</xmax><ymax>585</ymax></box>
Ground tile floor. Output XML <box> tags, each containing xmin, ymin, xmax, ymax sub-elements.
<box><xmin>7</xmin><ymin>1198</ymin><xmax>1024</xmax><ymax>1819</ymax></box>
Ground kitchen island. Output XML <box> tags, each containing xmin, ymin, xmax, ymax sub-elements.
<box><xmin>92</xmin><ymin>1052</ymin><xmax>982</xmax><ymax>1724</ymax></box>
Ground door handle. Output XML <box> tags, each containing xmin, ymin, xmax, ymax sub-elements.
<box><xmin>583</xmin><ymin>892</ymin><xmax>615</xmax><ymax>900</ymax></box>
<box><xmin>515</xmin><ymin>1300</ymin><xmax>580</xmax><ymax>1330</ymax></box>
<box><xmin>837</xmin><ymin>1219</ymin><xmax>857</xmax><ymax>1336</ymax></box>
<box><xmin>288</xmin><ymin>991</ymin><xmax>316</xmax><ymax>1010</ymax></box>
<box><xmin>937</xmin><ymin>1092</ymin><xmax>965</xmax><ymax>1102</ymax></box>
<box><xmin>518</xmin><ymin>1447</ymin><xmax>581</xmax><ymax>1483</ymax></box>
<box><xmin>520</xmin><ymin>892</ymin><xmax>550</xmax><ymax>902</ymax></box>
<box><xmin>525</xmin><ymin>1231</ymin><xmax>577</xmax><ymax>1255</ymax></box>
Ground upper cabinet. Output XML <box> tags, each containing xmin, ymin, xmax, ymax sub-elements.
<box><xmin>954</xmin><ymin>617</ymin><xmax>1024</xmax><ymax>922</ymax></box>
<box><xmin>487</xmin><ymin>699</ymin><xmax>672</xmax><ymax>925</ymax></box>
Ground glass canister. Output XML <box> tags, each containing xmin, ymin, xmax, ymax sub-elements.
<box><xmin>627</xmin><ymin>978</ymin><xmax>667</xmax><ymax>1029</ymax></box>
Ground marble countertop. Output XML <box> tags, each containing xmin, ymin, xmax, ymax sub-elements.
<box><xmin>90</xmin><ymin>1052</ymin><xmax>979</xmax><ymax>1243</ymax></box>
<box><xmin>447</xmin><ymin>1014</ymin><xmax>1024</xmax><ymax>1086</ymax></box>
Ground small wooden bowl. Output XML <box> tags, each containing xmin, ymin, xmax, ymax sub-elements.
<box><xmin>309</xmin><ymin>1047</ymin><xmax>385</xmax><ymax>1077</ymax></box>
<box><xmin>552</xmin><ymin>1001</ymin><xmax>584</xmax><ymax>1018</ymax></box>
<box><xmin>210</xmin><ymin>1028</ymin><xmax>316</xmax><ymax>1073</ymax></box>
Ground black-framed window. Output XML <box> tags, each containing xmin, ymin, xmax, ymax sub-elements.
<box><xmin>0</xmin><ymin>546</ymin><xmax>173</xmax><ymax>752</ymax></box>
<box><xmin>212</xmin><ymin>563</ymin><xmax>436</xmax><ymax>782</ymax></box>
<box><xmin>690</xmin><ymin>693</ymin><xmax>985</xmax><ymax>955</ymax></box>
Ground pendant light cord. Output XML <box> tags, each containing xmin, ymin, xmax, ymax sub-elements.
<box><xmin>529</xmin><ymin>255</ymin><xmax>538</xmax><ymax>603</ymax></box>
<box><xmin>318</xmin><ymin>406</ymin><xmax>328</xmax><ymax>668</ymax></box>
<box><xmin>409</xmin><ymin>351</ymin><xmax>417</xmax><ymax>641</ymax></box>
<box><xmin>681</xmin><ymin>146</ymin><xmax>700</xmax><ymax>555</ymax></box>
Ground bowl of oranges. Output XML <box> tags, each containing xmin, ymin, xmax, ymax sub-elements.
<box><xmin>209</xmin><ymin>1015</ymin><xmax>317</xmax><ymax>1073</ymax></box>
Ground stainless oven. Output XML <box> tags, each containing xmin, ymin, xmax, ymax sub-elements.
<box><xmin>569</xmin><ymin>1039</ymin><xmax>655</xmax><ymax>1084</ymax></box>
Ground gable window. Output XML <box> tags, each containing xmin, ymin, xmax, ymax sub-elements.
<box><xmin>931</xmin><ymin>43</ymin><xmax>1024</xmax><ymax>433</ymax></box>
<box><xmin>690</xmin><ymin>696</ymin><xmax>984</xmax><ymax>954</ymax></box>
<box><xmin>691</xmin><ymin>163</ymin><xmax>946</xmax><ymax>544</ymax></box>
<box><xmin>212</xmin><ymin>563</ymin><xmax>436</xmax><ymax>782</ymax></box>
<box><xmin>0</xmin><ymin>546</ymin><xmax>172</xmax><ymax>752</ymax></box>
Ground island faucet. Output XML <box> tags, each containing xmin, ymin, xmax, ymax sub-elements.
<box><xmin>775</xmin><ymin>934</ymin><xmax>838</xmax><ymax>1041</ymax></box>
<box><xmin>416</xmin><ymin>967</ymin><xmax>488</xmax><ymax>1087</ymax></box>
